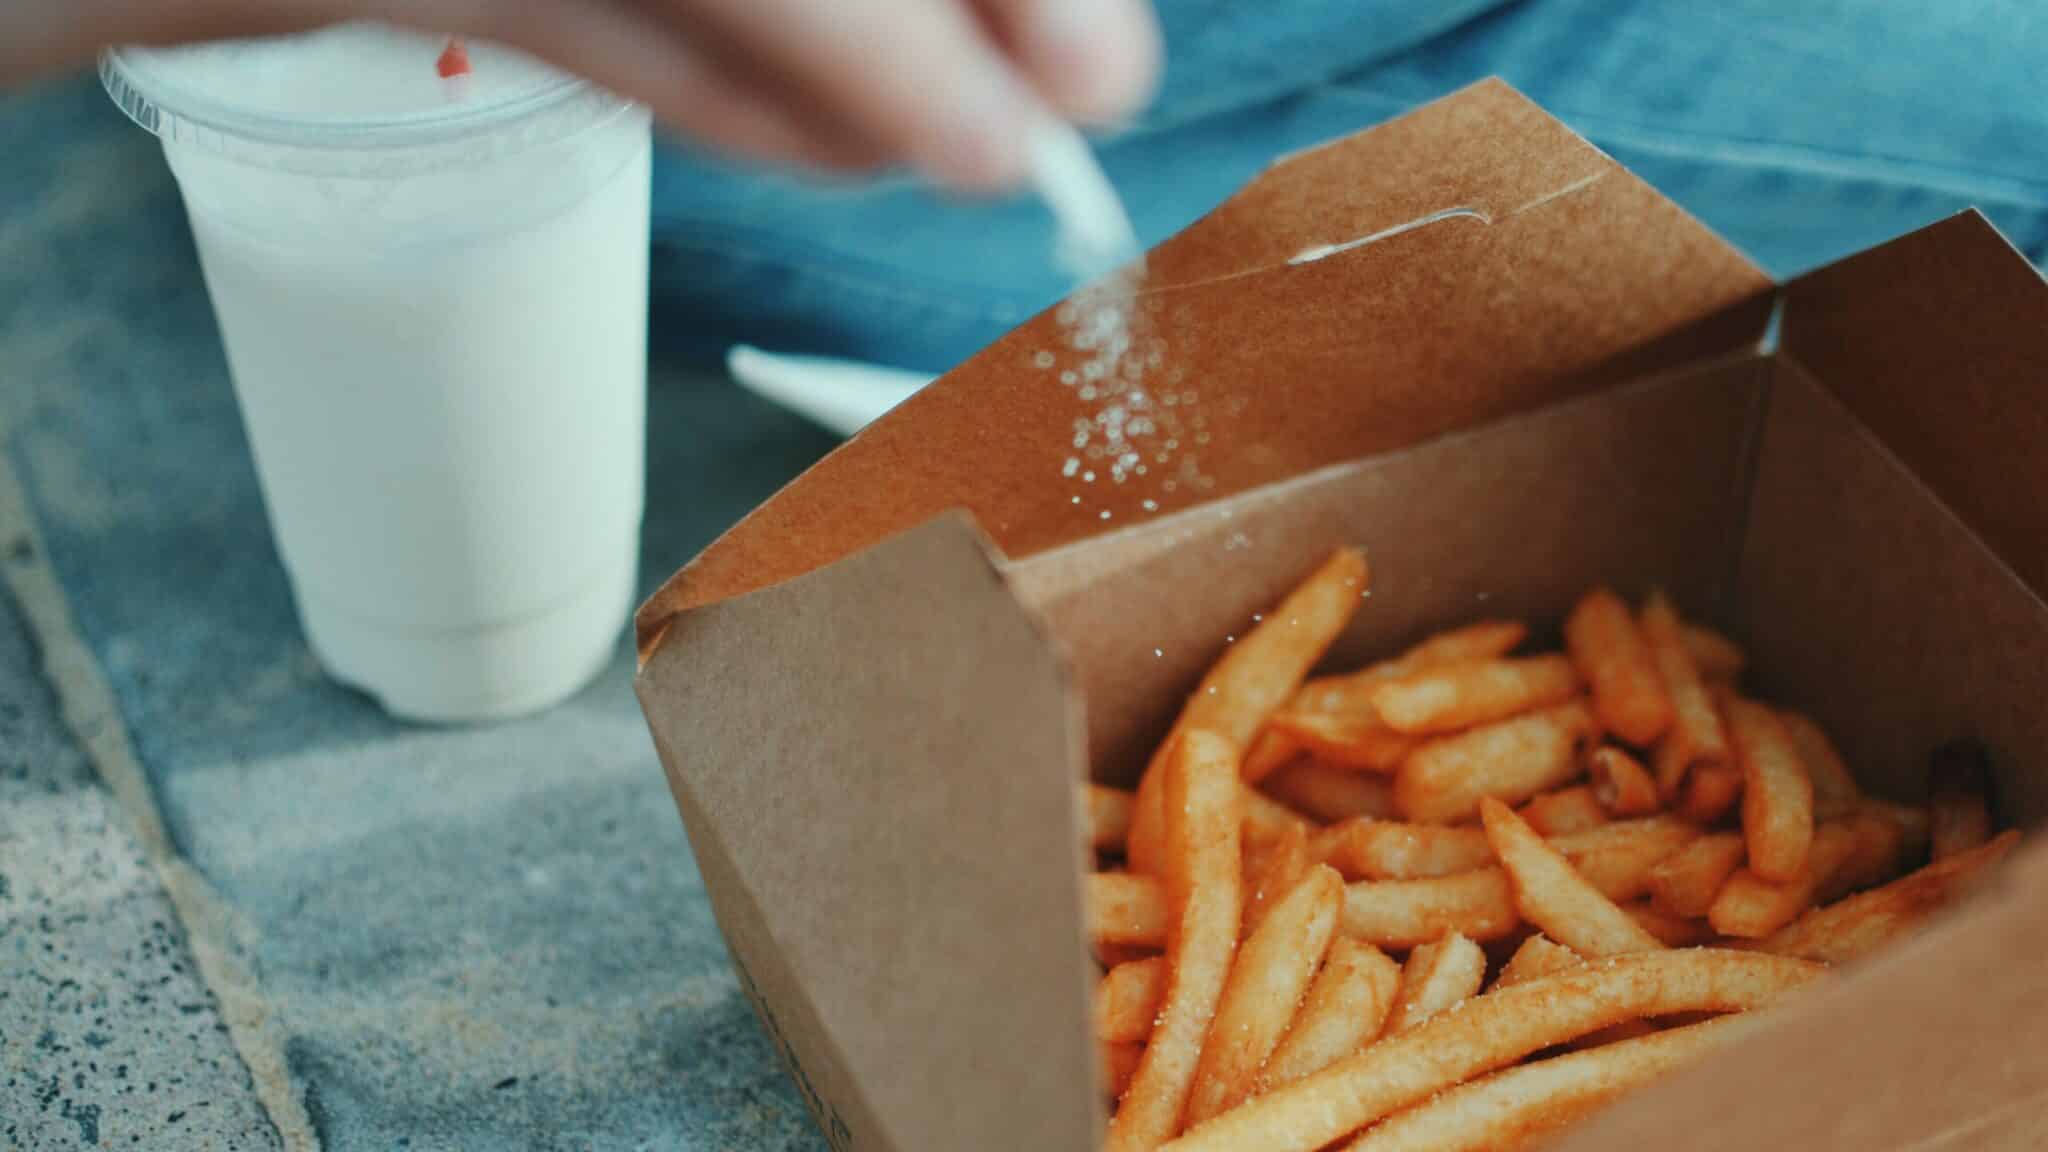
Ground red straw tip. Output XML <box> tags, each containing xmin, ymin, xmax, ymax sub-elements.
<box><xmin>436</xmin><ymin>39</ymin><xmax>472</xmax><ymax>79</ymax></box>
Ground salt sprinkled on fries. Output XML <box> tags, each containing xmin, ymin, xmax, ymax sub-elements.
<box><xmin>1104</xmin><ymin>731</ymin><xmax>1243</xmax><ymax>1152</ymax></box>
<box><xmin>1078</xmin><ymin>555</ymin><xmax>2022</xmax><ymax>1150</ymax></box>
<box><xmin>1159</xmin><ymin>950</ymin><xmax>1824</xmax><ymax>1152</ymax></box>
<box><xmin>1381</xmin><ymin>930</ymin><xmax>1485</xmax><ymax>1033</ymax></box>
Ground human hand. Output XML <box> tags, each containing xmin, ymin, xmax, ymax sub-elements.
<box><xmin>14</xmin><ymin>0</ymin><xmax>1161</xmax><ymax>188</ymax></box>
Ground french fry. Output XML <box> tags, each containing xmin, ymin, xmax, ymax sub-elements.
<box><xmin>1262</xmin><ymin>760</ymin><xmax>1398</xmax><ymax>823</ymax></box>
<box><xmin>1243</xmin><ymin>674</ymin><xmax>1401</xmax><ymax>784</ymax></box>
<box><xmin>1548</xmin><ymin>814</ymin><xmax>1691</xmax><ymax>853</ymax></box>
<box><xmin>1395</xmin><ymin>701</ymin><xmax>1597</xmax><ymax>824</ymax></box>
<box><xmin>1400</xmin><ymin>619</ymin><xmax>1531</xmax><ymax>668</ymax></box>
<box><xmin>1242</xmin><ymin>729</ymin><xmax>1309</xmax><ymax>786</ymax></box>
<box><xmin>1338</xmin><ymin>1019</ymin><xmax>1741</xmax><ymax>1152</ymax></box>
<box><xmin>1589</xmin><ymin>746</ymin><xmax>1660</xmax><ymax>817</ymax></box>
<box><xmin>1482</xmin><ymin>798</ymin><xmax>1664</xmax><ymax>956</ymax></box>
<box><xmin>1565</xmin><ymin>587</ymin><xmax>1674</xmax><ymax>746</ymax></box>
<box><xmin>1317</xmin><ymin>814</ymin><xmax>1692</xmax><ymax>892</ymax></box>
<box><xmin>1680</xmin><ymin>762</ymin><xmax>1743</xmax><ymax>824</ymax></box>
<box><xmin>1725</xmin><ymin>696</ymin><xmax>1815</xmax><ymax>882</ymax></box>
<box><xmin>1241</xmin><ymin>784</ymin><xmax>1312</xmax><ymax>846</ymax></box>
<box><xmin>1568</xmin><ymin>1012</ymin><xmax>1659</xmax><ymax>1046</ymax></box>
<box><xmin>1639</xmin><ymin>591</ymin><xmax>1729</xmax><ymax>801</ymax></box>
<box><xmin>1106</xmin><ymin>731</ymin><xmax>1245</xmax><ymax>1152</ymax></box>
<box><xmin>1244</xmin><ymin>822</ymin><xmax>1310</xmax><ymax>935</ymax></box>
<box><xmin>1680</xmin><ymin>624</ymin><xmax>1745</xmax><ymax>683</ymax></box>
<box><xmin>1928</xmin><ymin>739</ymin><xmax>1995</xmax><ymax>861</ymax></box>
<box><xmin>1821</xmin><ymin>806</ymin><xmax>1909</xmax><ymax>902</ymax></box>
<box><xmin>1310</xmin><ymin>819</ymin><xmax>1494</xmax><ymax>881</ymax></box>
<box><xmin>1158</xmin><ymin>950</ymin><xmax>1824</xmax><ymax>1152</ymax></box>
<box><xmin>1185</xmin><ymin>866</ymin><xmax>1343</xmax><ymax>1124</ymax></box>
<box><xmin>1273</xmin><ymin>672</ymin><xmax>1403</xmax><ymax>722</ymax></box>
<box><xmin>1646</xmin><ymin>832</ymin><xmax>1746</xmax><ymax>919</ymax></box>
<box><xmin>1548</xmin><ymin>816</ymin><xmax>1700</xmax><ymax>903</ymax></box>
<box><xmin>1128</xmin><ymin>550</ymin><xmax>1369</xmax><ymax>873</ymax></box>
<box><xmin>1086</xmin><ymin>784</ymin><xmax>1136</xmax><ymax>853</ymax></box>
<box><xmin>1557</xmin><ymin>1011</ymin><xmax>1655</xmax><ymax>1056</ymax></box>
<box><xmin>1762</xmin><ymin>829</ymin><xmax>2020</xmax><ymax>964</ymax></box>
<box><xmin>1519</xmin><ymin>785</ymin><xmax>1609</xmax><ymax>836</ymax></box>
<box><xmin>1265</xmin><ymin>712</ymin><xmax>1417</xmax><ymax>774</ymax></box>
<box><xmin>1327</xmin><ymin>816</ymin><xmax>1692</xmax><ymax>947</ymax></box>
<box><xmin>1276</xmin><ymin>623</ymin><xmax>1524</xmax><ymax>723</ymax></box>
<box><xmin>1370</xmin><ymin>656</ymin><xmax>1580</xmax><ymax>736</ymax></box>
<box><xmin>1103</xmin><ymin>1041</ymin><xmax>1145</xmax><ymax>1101</ymax></box>
<box><xmin>1864</xmin><ymin>798</ymin><xmax>1933</xmax><ymax>866</ymax></box>
<box><xmin>1710</xmin><ymin>822</ymin><xmax>1859</xmax><ymax>939</ymax></box>
<box><xmin>1262</xmin><ymin>938</ymin><xmax>1401</xmax><ymax>1089</ymax></box>
<box><xmin>1652</xmin><ymin>738</ymin><xmax>1691</xmax><ymax>807</ymax></box>
<box><xmin>1493</xmin><ymin>933</ymin><xmax>1582</xmax><ymax>990</ymax></box>
<box><xmin>1623</xmin><ymin>901</ymin><xmax>1714</xmax><ymax>947</ymax></box>
<box><xmin>1383</xmin><ymin>931</ymin><xmax>1487</xmax><ymax>1033</ymax></box>
<box><xmin>1089</xmin><ymin>872</ymin><xmax>1169</xmax><ymax>949</ymax></box>
<box><xmin>1340</xmin><ymin>868</ymin><xmax>1521</xmax><ymax>950</ymax></box>
<box><xmin>1244</xmin><ymin>622</ymin><xmax>1527</xmax><ymax>783</ymax></box>
<box><xmin>1243</xmin><ymin>779</ymin><xmax>1320</xmax><ymax>847</ymax></box>
<box><xmin>1779</xmin><ymin>712</ymin><xmax>1861</xmax><ymax>821</ymax></box>
<box><xmin>1097</xmin><ymin>942</ymin><xmax>1160</xmax><ymax>969</ymax></box>
<box><xmin>1097</xmin><ymin>957</ymin><xmax>1168</xmax><ymax>1044</ymax></box>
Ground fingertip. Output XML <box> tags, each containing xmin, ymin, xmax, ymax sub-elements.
<box><xmin>1018</xmin><ymin>0</ymin><xmax>1161</xmax><ymax>126</ymax></box>
<box><xmin>912</xmin><ymin>67</ymin><xmax>1036</xmax><ymax>192</ymax></box>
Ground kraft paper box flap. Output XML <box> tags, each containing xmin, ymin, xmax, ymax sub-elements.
<box><xmin>637</xmin><ymin>78</ymin><xmax>1772</xmax><ymax>653</ymax></box>
<box><xmin>1779</xmin><ymin>210</ymin><xmax>2048</xmax><ymax>598</ymax></box>
<box><xmin>635</xmin><ymin>515</ymin><xmax>1098</xmax><ymax>1152</ymax></box>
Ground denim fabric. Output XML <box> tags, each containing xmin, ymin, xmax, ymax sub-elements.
<box><xmin>649</xmin><ymin>0</ymin><xmax>2048</xmax><ymax>372</ymax></box>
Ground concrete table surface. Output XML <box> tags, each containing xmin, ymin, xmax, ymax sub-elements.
<box><xmin>2</xmin><ymin>75</ymin><xmax>841</xmax><ymax>1151</ymax></box>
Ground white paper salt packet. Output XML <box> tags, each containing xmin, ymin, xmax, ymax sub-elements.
<box><xmin>1027</xmin><ymin>113</ymin><xmax>1142</xmax><ymax>285</ymax></box>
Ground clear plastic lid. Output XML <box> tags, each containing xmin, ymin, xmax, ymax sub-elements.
<box><xmin>101</xmin><ymin>23</ymin><xmax>632</xmax><ymax>175</ymax></box>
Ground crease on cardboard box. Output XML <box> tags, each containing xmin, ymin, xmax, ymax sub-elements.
<box><xmin>1275</xmin><ymin>171</ymin><xmax>1604</xmax><ymax>271</ymax></box>
<box><xmin>1778</xmin><ymin>210</ymin><xmax>2048</xmax><ymax>598</ymax></box>
<box><xmin>1286</xmin><ymin>206</ymin><xmax>1491</xmax><ymax>267</ymax></box>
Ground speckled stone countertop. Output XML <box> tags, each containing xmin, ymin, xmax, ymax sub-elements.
<box><xmin>3</xmin><ymin>75</ymin><xmax>838</xmax><ymax>1151</ymax></box>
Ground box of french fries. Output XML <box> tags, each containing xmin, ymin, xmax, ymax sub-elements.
<box><xmin>633</xmin><ymin>79</ymin><xmax>2048</xmax><ymax>1152</ymax></box>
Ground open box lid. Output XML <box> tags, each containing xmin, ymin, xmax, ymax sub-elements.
<box><xmin>636</xmin><ymin>78</ymin><xmax>1777</xmax><ymax>656</ymax></box>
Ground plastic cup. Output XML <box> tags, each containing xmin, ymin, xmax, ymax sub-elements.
<box><xmin>102</xmin><ymin>25</ymin><xmax>649</xmax><ymax>722</ymax></box>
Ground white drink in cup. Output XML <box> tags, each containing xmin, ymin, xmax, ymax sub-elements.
<box><xmin>102</xmin><ymin>24</ymin><xmax>649</xmax><ymax>722</ymax></box>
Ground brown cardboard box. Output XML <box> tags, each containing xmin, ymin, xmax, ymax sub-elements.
<box><xmin>634</xmin><ymin>79</ymin><xmax>2048</xmax><ymax>1152</ymax></box>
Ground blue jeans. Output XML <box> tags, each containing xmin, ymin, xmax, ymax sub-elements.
<box><xmin>648</xmin><ymin>0</ymin><xmax>2048</xmax><ymax>371</ymax></box>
